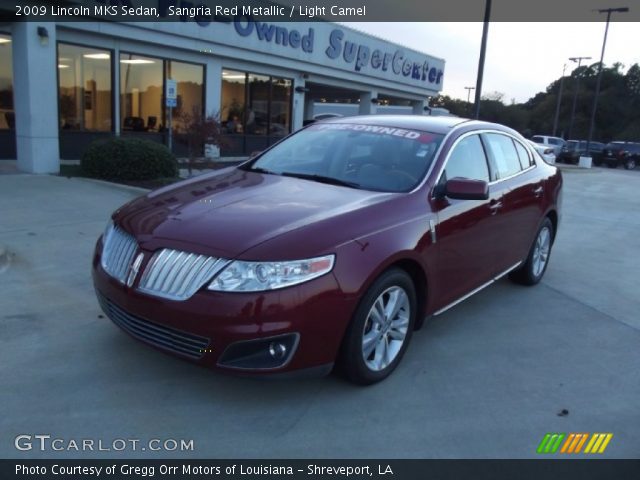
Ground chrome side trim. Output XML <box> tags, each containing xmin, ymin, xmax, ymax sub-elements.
<box><xmin>429</xmin><ymin>218</ymin><xmax>437</xmax><ymax>244</ymax></box>
<box><xmin>433</xmin><ymin>261</ymin><xmax>522</xmax><ymax>316</ymax></box>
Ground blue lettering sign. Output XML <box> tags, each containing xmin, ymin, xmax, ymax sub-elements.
<box><xmin>325</xmin><ymin>29</ymin><xmax>342</xmax><ymax>59</ymax></box>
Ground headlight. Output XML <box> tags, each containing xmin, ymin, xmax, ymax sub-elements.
<box><xmin>207</xmin><ymin>255</ymin><xmax>335</xmax><ymax>292</ymax></box>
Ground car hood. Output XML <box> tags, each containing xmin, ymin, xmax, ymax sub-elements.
<box><xmin>115</xmin><ymin>167</ymin><xmax>392</xmax><ymax>259</ymax></box>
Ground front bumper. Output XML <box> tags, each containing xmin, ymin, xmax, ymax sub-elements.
<box><xmin>92</xmin><ymin>239</ymin><xmax>355</xmax><ymax>376</ymax></box>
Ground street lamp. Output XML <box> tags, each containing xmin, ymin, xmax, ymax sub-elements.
<box><xmin>464</xmin><ymin>86</ymin><xmax>475</xmax><ymax>116</ymax></box>
<box><xmin>586</xmin><ymin>7</ymin><xmax>629</xmax><ymax>156</ymax></box>
<box><xmin>473</xmin><ymin>0</ymin><xmax>491</xmax><ymax>119</ymax></box>
<box><xmin>552</xmin><ymin>64</ymin><xmax>567</xmax><ymax>137</ymax></box>
<box><xmin>567</xmin><ymin>56</ymin><xmax>591</xmax><ymax>140</ymax></box>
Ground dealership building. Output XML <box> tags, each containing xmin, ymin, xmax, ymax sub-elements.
<box><xmin>0</xmin><ymin>17</ymin><xmax>444</xmax><ymax>173</ymax></box>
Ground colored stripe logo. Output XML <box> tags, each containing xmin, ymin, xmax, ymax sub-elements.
<box><xmin>537</xmin><ymin>433</ymin><xmax>613</xmax><ymax>454</ymax></box>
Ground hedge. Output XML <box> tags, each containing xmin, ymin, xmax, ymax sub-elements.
<box><xmin>81</xmin><ymin>137</ymin><xmax>178</xmax><ymax>181</ymax></box>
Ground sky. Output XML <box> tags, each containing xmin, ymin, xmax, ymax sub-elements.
<box><xmin>343</xmin><ymin>22</ymin><xmax>640</xmax><ymax>104</ymax></box>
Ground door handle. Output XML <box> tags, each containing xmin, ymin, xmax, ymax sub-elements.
<box><xmin>533</xmin><ymin>186</ymin><xmax>543</xmax><ymax>197</ymax></box>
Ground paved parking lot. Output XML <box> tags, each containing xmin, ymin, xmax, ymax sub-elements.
<box><xmin>1</xmin><ymin>167</ymin><xmax>639</xmax><ymax>459</ymax></box>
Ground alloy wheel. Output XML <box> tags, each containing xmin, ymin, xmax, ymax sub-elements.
<box><xmin>532</xmin><ymin>226</ymin><xmax>551</xmax><ymax>278</ymax></box>
<box><xmin>361</xmin><ymin>286</ymin><xmax>410</xmax><ymax>372</ymax></box>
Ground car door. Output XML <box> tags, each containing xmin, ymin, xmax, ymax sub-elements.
<box><xmin>429</xmin><ymin>133</ymin><xmax>505</xmax><ymax>311</ymax></box>
<box><xmin>481</xmin><ymin>133</ymin><xmax>543</xmax><ymax>272</ymax></box>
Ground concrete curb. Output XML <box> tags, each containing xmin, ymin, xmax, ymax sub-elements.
<box><xmin>68</xmin><ymin>176</ymin><xmax>151</xmax><ymax>194</ymax></box>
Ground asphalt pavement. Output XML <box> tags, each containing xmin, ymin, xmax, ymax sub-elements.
<box><xmin>0</xmin><ymin>167</ymin><xmax>638</xmax><ymax>459</ymax></box>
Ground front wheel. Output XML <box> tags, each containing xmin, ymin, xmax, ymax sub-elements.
<box><xmin>509</xmin><ymin>218</ymin><xmax>554</xmax><ymax>286</ymax></box>
<box><xmin>339</xmin><ymin>269</ymin><xmax>416</xmax><ymax>385</ymax></box>
<box><xmin>624</xmin><ymin>158</ymin><xmax>637</xmax><ymax>170</ymax></box>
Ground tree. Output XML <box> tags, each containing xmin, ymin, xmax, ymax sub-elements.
<box><xmin>178</xmin><ymin>107</ymin><xmax>227</xmax><ymax>175</ymax></box>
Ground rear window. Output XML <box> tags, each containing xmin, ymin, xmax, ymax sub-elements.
<box><xmin>245</xmin><ymin>123</ymin><xmax>444</xmax><ymax>193</ymax></box>
<box><xmin>532</xmin><ymin>136</ymin><xmax>544</xmax><ymax>143</ymax></box>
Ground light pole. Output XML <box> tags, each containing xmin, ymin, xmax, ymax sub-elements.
<box><xmin>586</xmin><ymin>7</ymin><xmax>629</xmax><ymax>155</ymax></box>
<box><xmin>552</xmin><ymin>64</ymin><xmax>567</xmax><ymax>137</ymax></box>
<box><xmin>464</xmin><ymin>86</ymin><xmax>475</xmax><ymax>116</ymax></box>
<box><xmin>567</xmin><ymin>56</ymin><xmax>591</xmax><ymax>140</ymax></box>
<box><xmin>473</xmin><ymin>0</ymin><xmax>491</xmax><ymax>119</ymax></box>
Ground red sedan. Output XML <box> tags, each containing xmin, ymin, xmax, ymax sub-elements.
<box><xmin>92</xmin><ymin>116</ymin><xmax>562</xmax><ymax>384</ymax></box>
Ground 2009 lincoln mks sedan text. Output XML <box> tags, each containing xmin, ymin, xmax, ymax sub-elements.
<box><xmin>93</xmin><ymin>116</ymin><xmax>562</xmax><ymax>384</ymax></box>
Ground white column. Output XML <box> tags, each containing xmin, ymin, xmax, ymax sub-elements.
<box><xmin>292</xmin><ymin>80</ymin><xmax>306</xmax><ymax>131</ymax></box>
<box><xmin>113</xmin><ymin>44</ymin><xmax>121</xmax><ymax>136</ymax></box>
<box><xmin>359</xmin><ymin>90</ymin><xmax>378</xmax><ymax>115</ymax></box>
<box><xmin>304</xmin><ymin>96</ymin><xmax>315</xmax><ymax>123</ymax></box>
<box><xmin>412</xmin><ymin>99</ymin><xmax>428</xmax><ymax>115</ymax></box>
<box><xmin>12</xmin><ymin>22</ymin><xmax>59</xmax><ymax>173</ymax></box>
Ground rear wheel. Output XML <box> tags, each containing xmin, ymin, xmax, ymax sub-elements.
<box><xmin>340</xmin><ymin>269</ymin><xmax>416</xmax><ymax>385</ymax></box>
<box><xmin>509</xmin><ymin>218</ymin><xmax>554</xmax><ymax>286</ymax></box>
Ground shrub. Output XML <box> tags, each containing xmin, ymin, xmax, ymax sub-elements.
<box><xmin>81</xmin><ymin>137</ymin><xmax>178</xmax><ymax>181</ymax></box>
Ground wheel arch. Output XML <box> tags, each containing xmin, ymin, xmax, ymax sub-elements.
<box><xmin>546</xmin><ymin>209</ymin><xmax>558</xmax><ymax>242</ymax></box>
<box><xmin>386</xmin><ymin>258</ymin><xmax>429</xmax><ymax>330</ymax></box>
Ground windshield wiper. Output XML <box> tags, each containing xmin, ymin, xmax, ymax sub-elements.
<box><xmin>244</xmin><ymin>166</ymin><xmax>279</xmax><ymax>175</ymax></box>
<box><xmin>280</xmin><ymin>172</ymin><xmax>361</xmax><ymax>189</ymax></box>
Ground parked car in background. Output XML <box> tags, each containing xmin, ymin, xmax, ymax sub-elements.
<box><xmin>600</xmin><ymin>141</ymin><xmax>640</xmax><ymax>170</ymax></box>
<box><xmin>531</xmin><ymin>135</ymin><xmax>565</xmax><ymax>156</ymax></box>
<box><xmin>557</xmin><ymin>140</ymin><xmax>605</xmax><ymax>164</ymax></box>
<box><xmin>93</xmin><ymin>116</ymin><xmax>562</xmax><ymax>384</ymax></box>
<box><xmin>528</xmin><ymin>140</ymin><xmax>556</xmax><ymax>164</ymax></box>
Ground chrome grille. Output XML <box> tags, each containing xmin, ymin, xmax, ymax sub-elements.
<box><xmin>138</xmin><ymin>249</ymin><xmax>227</xmax><ymax>301</ymax></box>
<box><xmin>101</xmin><ymin>223</ymin><xmax>138</xmax><ymax>284</ymax></box>
<box><xmin>97</xmin><ymin>293</ymin><xmax>209</xmax><ymax>359</ymax></box>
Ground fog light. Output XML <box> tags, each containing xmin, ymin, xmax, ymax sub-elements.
<box><xmin>269</xmin><ymin>342</ymin><xmax>287</xmax><ymax>359</ymax></box>
<box><xmin>217</xmin><ymin>333</ymin><xmax>299</xmax><ymax>370</ymax></box>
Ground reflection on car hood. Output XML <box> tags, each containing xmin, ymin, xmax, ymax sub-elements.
<box><xmin>115</xmin><ymin>168</ymin><xmax>391</xmax><ymax>258</ymax></box>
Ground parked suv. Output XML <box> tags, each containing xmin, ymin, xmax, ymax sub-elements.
<box><xmin>557</xmin><ymin>140</ymin><xmax>605</xmax><ymax>165</ymax></box>
<box><xmin>600</xmin><ymin>142</ymin><xmax>640</xmax><ymax>170</ymax></box>
<box><xmin>531</xmin><ymin>135</ymin><xmax>565</xmax><ymax>156</ymax></box>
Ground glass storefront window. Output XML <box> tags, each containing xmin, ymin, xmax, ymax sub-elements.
<box><xmin>166</xmin><ymin>60</ymin><xmax>204</xmax><ymax>132</ymax></box>
<box><xmin>0</xmin><ymin>33</ymin><xmax>13</xmax><ymax>130</ymax></box>
<box><xmin>271</xmin><ymin>77</ymin><xmax>291</xmax><ymax>135</ymax></box>
<box><xmin>221</xmin><ymin>70</ymin><xmax>246</xmax><ymax>134</ymax></box>
<box><xmin>58</xmin><ymin>43</ymin><xmax>112</xmax><ymax>131</ymax></box>
<box><xmin>221</xmin><ymin>69</ymin><xmax>292</xmax><ymax>138</ymax></box>
<box><xmin>246</xmin><ymin>73</ymin><xmax>270</xmax><ymax>135</ymax></box>
<box><xmin>120</xmin><ymin>53</ymin><xmax>162</xmax><ymax>132</ymax></box>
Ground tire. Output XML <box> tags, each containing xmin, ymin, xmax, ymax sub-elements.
<box><xmin>339</xmin><ymin>269</ymin><xmax>416</xmax><ymax>385</ymax></box>
<box><xmin>607</xmin><ymin>161</ymin><xmax>617</xmax><ymax>168</ymax></box>
<box><xmin>509</xmin><ymin>218</ymin><xmax>554</xmax><ymax>286</ymax></box>
<box><xmin>624</xmin><ymin>158</ymin><xmax>637</xmax><ymax>170</ymax></box>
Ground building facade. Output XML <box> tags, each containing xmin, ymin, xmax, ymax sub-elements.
<box><xmin>0</xmin><ymin>19</ymin><xmax>444</xmax><ymax>173</ymax></box>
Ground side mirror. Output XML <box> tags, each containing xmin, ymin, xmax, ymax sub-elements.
<box><xmin>443</xmin><ymin>178</ymin><xmax>489</xmax><ymax>200</ymax></box>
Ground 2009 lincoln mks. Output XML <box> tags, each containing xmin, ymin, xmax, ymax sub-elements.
<box><xmin>93</xmin><ymin>116</ymin><xmax>562</xmax><ymax>384</ymax></box>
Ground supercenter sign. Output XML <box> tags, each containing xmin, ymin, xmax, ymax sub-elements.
<box><xmin>82</xmin><ymin>1</ymin><xmax>446</xmax><ymax>91</ymax></box>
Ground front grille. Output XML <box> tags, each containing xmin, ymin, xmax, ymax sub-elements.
<box><xmin>97</xmin><ymin>293</ymin><xmax>210</xmax><ymax>359</ymax></box>
<box><xmin>138</xmin><ymin>249</ymin><xmax>228</xmax><ymax>301</ymax></box>
<box><xmin>101</xmin><ymin>224</ymin><xmax>138</xmax><ymax>284</ymax></box>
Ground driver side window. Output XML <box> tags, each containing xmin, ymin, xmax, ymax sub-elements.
<box><xmin>442</xmin><ymin>134</ymin><xmax>490</xmax><ymax>183</ymax></box>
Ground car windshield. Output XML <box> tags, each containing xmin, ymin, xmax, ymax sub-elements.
<box><xmin>242</xmin><ymin>123</ymin><xmax>444</xmax><ymax>193</ymax></box>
